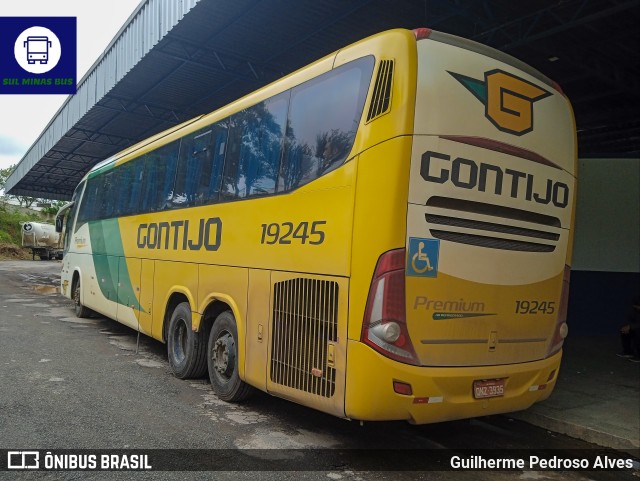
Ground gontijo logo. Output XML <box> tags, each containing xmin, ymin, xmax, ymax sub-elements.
<box><xmin>449</xmin><ymin>69</ymin><xmax>552</xmax><ymax>136</ymax></box>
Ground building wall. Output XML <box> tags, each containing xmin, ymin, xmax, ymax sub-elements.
<box><xmin>568</xmin><ymin>158</ymin><xmax>640</xmax><ymax>335</ymax></box>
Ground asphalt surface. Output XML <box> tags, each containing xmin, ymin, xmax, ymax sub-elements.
<box><xmin>0</xmin><ymin>260</ymin><xmax>636</xmax><ymax>480</ymax></box>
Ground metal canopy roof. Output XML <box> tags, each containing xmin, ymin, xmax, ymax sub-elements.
<box><xmin>6</xmin><ymin>0</ymin><xmax>640</xmax><ymax>200</ymax></box>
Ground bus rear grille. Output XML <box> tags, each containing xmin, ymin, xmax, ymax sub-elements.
<box><xmin>271</xmin><ymin>278</ymin><xmax>338</xmax><ymax>398</ymax></box>
<box><xmin>426</xmin><ymin>197</ymin><xmax>561</xmax><ymax>252</ymax></box>
<box><xmin>430</xmin><ymin>230</ymin><xmax>556</xmax><ymax>252</ymax></box>
<box><xmin>366</xmin><ymin>59</ymin><xmax>394</xmax><ymax>122</ymax></box>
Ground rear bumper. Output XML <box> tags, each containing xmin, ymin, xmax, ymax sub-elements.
<box><xmin>345</xmin><ymin>340</ymin><xmax>561</xmax><ymax>424</ymax></box>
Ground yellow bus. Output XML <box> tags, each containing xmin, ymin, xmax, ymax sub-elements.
<box><xmin>57</xmin><ymin>27</ymin><xmax>576</xmax><ymax>424</ymax></box>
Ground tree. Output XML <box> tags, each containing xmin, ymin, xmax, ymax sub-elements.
<box><xmin>15</xmin><ymin>196</ymin><xmax>37</xmax><ymax>208</ymax></box>
<box><xmin>41</xmin><ymin>200</ymin><xmax>66</xmax><ymax>216</ymax></box>
<box><xmin>1</xmin><ymin>164</ymin><xmax>58</xmax><ymax>210</ymax></box>
<box><xmin>0</xmin><ymin>166</ymin><xmax>12</xmax><ymax>200</ymax></box>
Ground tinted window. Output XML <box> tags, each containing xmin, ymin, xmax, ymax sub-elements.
<box><xmin>75</xmin><ymin>56</ymin><xmax>374</xmax><ymax>218</ymax></box>
<box><xmin>69</xmin><ymin>181</ymin><xmax>84</xmax><ymax>238</ymax></box>
<box><xmin>77</xmin><ymin>167</ymin><xmax>118</xmax><ymax>222</ymax></box>
<box><xmin>142</xmin><ymin>140</ymin><xmax>179</xmax><ymax>211</ymax></box>
<box><xmin>110</xmin><ymin>158</ymin><xmax>145</xmax><ymax>217</ymax></box>
<box><xmin>221</xmin><ymin>92</ymin><xmax>288</xmax><ymax>200</ymax></box>
<box><xmin>279</xmin><ymin>56</ymin><xmax>374</xmax><ymax>192</ymax></box>
<box><xmin>172</xmin><ymin>130</ymin><xmax>209</xmax><ymax>208</ymax></box>
<box><xmin>101</xmin><ymin>170</ymin><xmax>118</xmax><ymax>219</ymax></box>
<box><xmin>197</xmin><ymin>123</ymin><xmax>228</xmax><ymax>205</ymax></box>
<box><xmin>77</xmin><ymin>175</ymin><xmax>100</xmax><ymax>223</ymax></box>
<box><xmin>127</xmin><ymin>159</ymin><xmax>145</xmax><ymax>215</ymax></box>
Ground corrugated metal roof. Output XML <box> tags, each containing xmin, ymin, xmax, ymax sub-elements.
<box><xmin>6</xmin><ymin>0</ymin><xmax>640</xmax><ymax>200</ymax></box>
<box><xmin>5</xmin><ymin>0</ymin><xmax>200</xmax><ymax>199</ymax></box>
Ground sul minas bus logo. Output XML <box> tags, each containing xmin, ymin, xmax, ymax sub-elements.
<box><xmin>449</xmin><ymin>69</ymin><xmax>552</xmax><ymax>136</ymax></box>
<box><xmin>0</xmin><ymin>17</ymin><xmax>76</xmax><ymax>94</ymax></box>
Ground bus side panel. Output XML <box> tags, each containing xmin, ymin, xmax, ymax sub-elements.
<box><xmin>77</xmin><ymin>219</ymin><xmax>129</xmax><ymax>324</ymax></box>
<box><xmin>138</xmin><ymin>259</ymin><xmax>155</xmax><ymax>339</ymax></box>
<box><xmin>152</xmin><ymin>261</ymin><xmax>198</xmax><ymax>341</ymax></box>
<box><xmin>85</xmin><ymin>253</ymin><xmax>119</xmax><ymax>319</ymax></box>
<box><xmin>347</xmin><ymin>138</ymin><xmax>413</xmax><ymax>342</ymax></box>
<box><xmin>244</xmin><ymin>268</ymin><xmax>272</xmax><ymax>391</ymax></box>
<box><xmin>197</xmin><ymin>264</ymin><xmax>249</xmax><ymax>379</ymax></box>
<box><xmin>266</xmin><ymin>272</ymin><xmax>349</xmax><ymax>419</ymax></box>
<box><xmin>116</xmin><ymin>257</ymin><xmax>142</xmax><ymax>333</ymax></box>
<box><xmin>77</xmin><ymin>253</ymin><xmax>101</xmax><ymax>311</ymax></box>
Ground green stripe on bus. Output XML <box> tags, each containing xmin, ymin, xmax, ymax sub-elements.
<box><xmin>87</xmin><ymin>162</ymin><xmax>115</xmax><ymax>180</ymax></box>
<box><xmin>89</xmin><ymin>219</ymin><xmax>144</xmax><ymax>312</ymax></box>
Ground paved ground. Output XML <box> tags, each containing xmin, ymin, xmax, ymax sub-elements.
<box><xmin>0</xmin><ymin>260</ymin><xmax>637</xmax><ymax>480</ymax></box>
<box><xmin>511</xmin><ymin>336</ymin><xmax>640</xmax><ymax>453</ymax></box>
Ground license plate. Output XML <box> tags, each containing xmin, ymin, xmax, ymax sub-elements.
<box><xmin>473</xmin><ymin>379</ymin><xmax>505</xmax><ymax>399</ymax></box>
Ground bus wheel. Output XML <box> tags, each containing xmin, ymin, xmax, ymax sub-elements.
<box><xmin>208</xmin><ymin>311</ymin><xmax>253</xmax><ymax>402</ymax></box>
<box><xmin>73</xmin><ymin>278</ymin><xmax>91</xmax><ymax>318</ymax></box>
<box><xmin>167</xmin><ymin>302</ymin><xmax>208</xmax><ymax>379</ymax></box>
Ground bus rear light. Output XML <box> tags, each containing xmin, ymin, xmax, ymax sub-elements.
<box><xmin>547</xmin><ymin>265</ymin><xmax>571</xmax><ymax>357</ymax></box>
<box><xmin>529</xmin><ymin>384</ymin><xmax>548</xmax><ymax>391</ymax></box>
<box><xmin>413</xmin><ymin>28</ymin><xmax>433</xmax><ymax>40</ymax></box>
<box><xmin>393</xmin><ymin>380</ymin><xmax>413</xmax><ymax>396</ymax></box>
<box><xmin>362</xmin><ymin>249</ymin><xmax>420</xmax><ymax>366</ymax></box>
<box><xmin>371</xmin><ymin>321</ymin><xmax>401</xmax><ymax>343</ymax></box>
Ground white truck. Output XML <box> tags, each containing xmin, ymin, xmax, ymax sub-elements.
<box><xmin>21</xmin><ymin>221</ymin><xmax>63</xmax><ymax>260</ymax></box>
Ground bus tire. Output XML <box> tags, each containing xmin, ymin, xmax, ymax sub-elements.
<box><xmin>167</xmin><ymin>302</ymin><xmax>208</xmax><ymax>379</ymax></box>
<box><xmin>208</xmin><ymin>311</ymin><xmax>253</xmax><ymax>402</ymax></box>
<box><xmin>73</xmin><ymin>278</ymin><xmax>92</xmax><ymax>318</ymax></box>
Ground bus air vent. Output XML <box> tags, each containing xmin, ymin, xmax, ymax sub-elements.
<box><xmin>430</xmin><ymin>230</ymin><xmax>556</xmax><ymax>252</ymax></box>
<box><xmin>425</xmin><ymin>197</ymin><xmax>561</xmax><ymax>252</ymax></box>
<box><xmin>366</xmin><ymin>59</ymin><xmax>394</xmax><ymax>122</ymax></box>
<box><xmin>270</xmin><ymin>278</ymin><xmax>338</xmax><ymax>398</ymax></box>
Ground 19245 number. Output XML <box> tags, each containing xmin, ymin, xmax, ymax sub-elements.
<box><xmin>260</xmin><ymin>221</ymin><xmax>326</xmax><ymax>245</ymax></box>
<box><xmin>514</xmin><ymin>300</ymin><xmax>555</xmax><ymax>314</ymax></box>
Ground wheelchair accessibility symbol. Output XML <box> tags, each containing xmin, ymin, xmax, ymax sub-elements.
<box><xmin>407</xmin><ymin>237</ymin><xmax>439</xmax><ymax>277</ymax></box>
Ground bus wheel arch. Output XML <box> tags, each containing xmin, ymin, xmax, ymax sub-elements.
<box><xmin>207</xmin><ymin>310</ymin><xmax>254</xmax><ymax>402</ymax></box>
<box><xmin>71</xmin><ymin>270</ymin><xmax>91</xmax><ymax>318</ymax></box>
<box><xmin>198</xmin><ymin>300</ymin><xmax>229</xmax><ymax>342</ymax></box>
<box><xmin>165</xmin><ymin>295</ymin><xmax>208</xmax><ymax>379</ymax></box>
<box><xmin>163</xmin><ymin>292</ymin><xmax>189</xmax><ymax>343</ymax></box>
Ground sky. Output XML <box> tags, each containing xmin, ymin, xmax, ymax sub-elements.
<box><xmin>0</xmin><ymin>0</ymin><xmax>142</xmax><ymax>171</ymax></box>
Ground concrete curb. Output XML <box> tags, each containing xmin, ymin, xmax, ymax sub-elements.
<box><xmin>509</xmin><ymin>410</ymin><xmax>640</xmax><ymax>456</ymax></box>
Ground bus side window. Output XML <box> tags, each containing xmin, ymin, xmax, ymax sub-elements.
<box><xmin>159</xmin><ymin>142</ymin><xmax>179</xmax><ymax>210</ymax></box>
<box><xmin>173</xmin><ymin>130</ymin><xmax>210</xmax><ymax>208</ymax></box>
<box><xmin>142</xmin><ymin>153</ymin><xmax>159</xmax><ymax>212</ymax></box>
<box><xmin>246</xmin><ymin>92</ymin><xmax>288</xmax><ymax>197</ymax></box>
<box><xmin>127</xmin><ymin>159</ymin><xmax>144</xmax><ymax>215</ymax></box>
<box><xmin>278</xmin><ymin>56</ymin><xmax>374</xmax><ymax>192</ymax></box>
<box><xmin>115</xmin><ymin>162</ymin><xmax>133</xmax><ymax>216</ymax></box>
<box><xmin>77</xmin><ymin>176</ymin><xmax>99</xmax><ymax>225</ymax></box>
<box><xmin>71</xmin><ymin>181</ymin><xmax>86</xmax><ymax>234</ymax></box>
<box><xmin>196</xmin><ymin>122</ymin><xmax>228</xmax><ymax>205</ymax></box>
<box><xmin>116</xmin><ymin>159</ymin><xmax>144</xmax><ymax>217</ymax></box>
<box><xmin>142</xmin><ymin>140</ymin><xmax>179</xmax><ymax>212</ymax></box>
<box><xmin>200</xmin><ymin>122</ymin><xmax>229</xmax><ymax>204</ymax></box>
<box><xmin>221</xmin><ymin>92</ymin><xmax>288</xmax><ymax>200</ymax></box>
<box><xmin>102</xmin><ymin>171</ymin><xmax>117</xmax><ymax>219</ymax></box>
<box><xmin>221</xmin><ymin>116</ymin><xmax>242</xmax><ymax>201</ymax></box>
